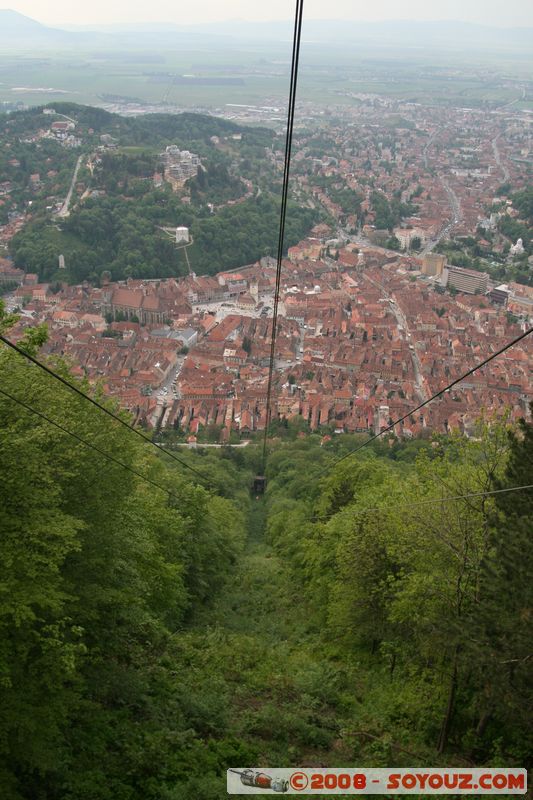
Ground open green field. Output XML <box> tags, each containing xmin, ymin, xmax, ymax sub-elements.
<box><xmin>1</xmin><ymin>43</ymin><xmax>533</xmax><ymax>112</ymax></box>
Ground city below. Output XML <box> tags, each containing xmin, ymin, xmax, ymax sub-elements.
<box><xmin>1</xmin><ymin>10</ymin><xmax>532</xmax><ymax>797</ymax></box>
<box><xmin>1</xmin><ymin>85</ymin><xmax>532</xmax><ymax>445</ymax></box>
<box><xmin>2</xmin><ymin>230</ymin><xmax>532</xmax><ymax>443</ymax></box>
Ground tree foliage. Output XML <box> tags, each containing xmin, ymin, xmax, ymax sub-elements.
<box><xmin>0</xmin><ymin>301</ymin><xmax>248</xmax><ymax>798</ymax></box>
<box><xmin>11</xmin><ymin>192</ymin><xmax>317</xmax><ymax>284</ymax></box>
<box><xmin>3</xmin><ymin>103</ymin><xmax>300</xmax><ymax>285</ymax></box>
<box><xmin>265</xmin><ymin>420</ymin><xmax>532</xmax><ymax>764</ymax></box>
<box><xmin>1</xmin><ymin>305</ymin><xmax>531</xmax><ymax>794</ymax></box>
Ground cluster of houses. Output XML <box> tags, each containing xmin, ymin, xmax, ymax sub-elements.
<box><xmin>3</xmin><ymin>225</ymin><xmax>531</xmax><ymax>442</ymax></box>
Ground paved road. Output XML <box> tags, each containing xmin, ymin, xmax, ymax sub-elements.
<box><xmin>420</xmin><ymin>125</ymin><xmax>463</xmax><ymax>256</ymax></box>
<box><xmin>57</xmin><ymin>154</ymin><xmax>83</xmax><ymax>218</ymax></box>
<box><xmin>498</xmin><ymin>85</ymin><xmax>526</xmax><ymax>111</ymax></box>
<box><xmin>56</xmin><ymin>112</ymin><xmax>78</xmax><ymax>124</ymax></box>
<box><xmin>492</xmin><ymin>134</ymin><xmax>510</xmax><ymax>183</ymax></box>
<box><xmin>159</xmin><ymin>441</ymin><xmax>251</xmax><ymax>448</ymax></box>
<box><xmin>156</xmin><ymin>357</ymin><xmax>186</xmax><ymax>402</ymax></box>
<box><xmin>422</xmin><ymin>177</ymin><xmax>462</xmax><ymax>255</ymax></box>
<box><xmin>420</xmin><ymin>125</ymin><xmax>463</xmax><ymax>254</ymax></box>
<box><xmin>422</xmin><ymin>129</ymin><xmax>440</xmax><ymax>171</ymax></box>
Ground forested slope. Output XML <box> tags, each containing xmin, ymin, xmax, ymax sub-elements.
<box><xmin>0</xmin><ymin>303</ymin><xmax>252</xmax><ymax>798</ymax></box>
<box><xmin>3</xmin><ymin>103</ymin><xmax>319</xmax><ymax>284</ymax></box>
<box><xmin>265</xmin><ymin>426</ymin><xmax>533</xmax><ymax>766</ymax></box>
<box><xmin>0</xmin><ymin>301</ymin><xmax>531</xmax><ymax>798</ymax></box>
<box><xmin>11</xmin><ymin>192</ymin><xmax>317</xmax><ymax>283</ymax></box>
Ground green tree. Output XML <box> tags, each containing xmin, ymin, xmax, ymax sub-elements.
<box><xmin>0</xmin><ymin>301</ymin><xmax>248</xmax><ymax>797</ymax></box>
<box><xmin>465</xmin><ymin>412</ymin><xmax>533</xmax><ymax>762</ymax></box>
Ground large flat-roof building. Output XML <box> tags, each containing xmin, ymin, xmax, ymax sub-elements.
<box><xmin>447</xmin><ymin>265</ymin><xmax>489</xmax><ymax>295</ymax></box>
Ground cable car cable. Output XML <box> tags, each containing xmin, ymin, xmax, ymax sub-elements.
<box><xmin>261</xmin><ymin>0</ymin><xmax>304</xmax><ymax>475</ymax></box>
<box><xmin>341</xmin><ymin>483</ymin><xmax>533</xmax><ymax>520</ymax></box>
<box><xmin>317</xmin><ymin>325</ymin><xmax>533</xmax><ymax>478</ymax></box>
<box><xmin>0</xmin><ymin>335</ymin><xmax>213</xmax><ymax>488</ymax></box>
<box><xmin>0</xmin><ymin>386</ymin><xmax>174</xmax><ymax>499</ymax></box>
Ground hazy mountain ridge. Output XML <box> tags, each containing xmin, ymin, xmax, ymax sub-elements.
<box><xmin>1</xmin><ymin>9</ymin><xmax>532</xmax><ymax>51</ymax></box>
<box><xmin>0</xmin><ymin>8</ymin><xmax>102</xmax><ymax>46</ymax></box>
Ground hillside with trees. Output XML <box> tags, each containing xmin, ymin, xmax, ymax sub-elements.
<box><xmin>3</xmin><ymin>103</ymin><xmax>318</xmax><ymax>283</ymax></box>
<box><xmin>1</xmin><ymin>299</ymin><xmax>531</xmax><ymax>798</ymax></box>
<box><xmin>10</xmin><ymin>192</ymin><xmax>317</xmax><ymax>283</ymax></box>
<box><xmin>0</xmin><ymin>302</ymin><xmax>252</xmax><ymax>798</ymax></box>
<box><xmin>2</xmin><ymin>103</ymin><xmax>273</xmax><ymax>152</ymax></box>
<box><xmin>265</xmin><ymin>423</ymin><xmax>532</xmax><ymax>766</ymax></box>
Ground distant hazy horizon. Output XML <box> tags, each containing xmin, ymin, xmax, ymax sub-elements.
<box><xmin>4</xmin><ymin>0</ymin><xmax>533</xmax><ymax>29</ymax></box>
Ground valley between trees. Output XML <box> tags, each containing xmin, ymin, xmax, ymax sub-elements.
<box><xmin>0</xmin><ymin>301</ymin><xmax>532</xmax><ymax>798</ymax></box>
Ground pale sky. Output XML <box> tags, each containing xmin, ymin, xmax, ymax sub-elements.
<box><xmin>6</xmin><ymin>0</ymin><xmax>533</xmax><ymax>28</ymax></box>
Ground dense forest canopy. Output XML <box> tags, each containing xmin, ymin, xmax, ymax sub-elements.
<box><xmin>510</xmin><ymin>186</ymin><xmax>533</xmax><ymax>226</ymax></box>
<box><xmin>10</xmin><ymin>193</ymin><xmax>317</xmax><ymax>283</ymax></box>
<box><xmin>0</xmin><ymin>300</ymin><xmax>531</xmax><ymax>798</ymax></box>
<box><xmin>265</xmin><ymin>423</ymin><xmax>533</xmax><ymax>763</ymax></box>
<box><xmin>0</xmin><ymin>301</ymin><xmax>252</xmax><ymax>799</ymax></box>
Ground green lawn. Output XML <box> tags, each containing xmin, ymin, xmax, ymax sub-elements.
<box><xmin>2</xmin><ymin>46</ymin><xmax>532</xmax><ymax>111</ymax></box>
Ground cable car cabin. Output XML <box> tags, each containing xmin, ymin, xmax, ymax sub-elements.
<box><xmin>253</xmin><ymin>475</ymin><xmax>267</xmax><ymax>495</ymax></box>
